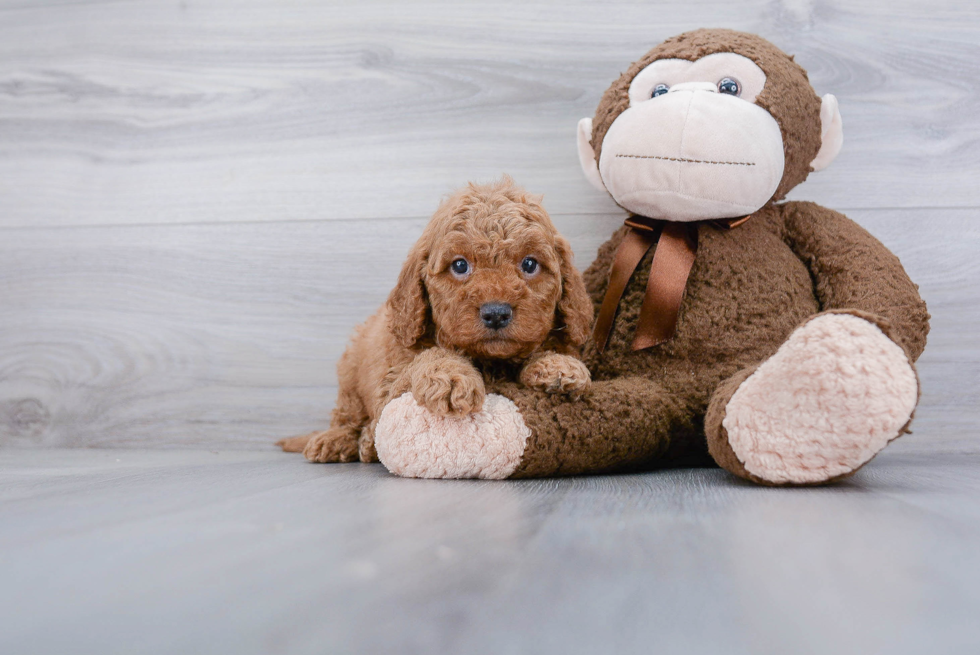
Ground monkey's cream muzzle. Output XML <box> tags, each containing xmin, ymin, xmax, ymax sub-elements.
<box><xmin>596</xmin><ymin>83</ymin><xmax>785</xmax><ymax>222</ymax></box>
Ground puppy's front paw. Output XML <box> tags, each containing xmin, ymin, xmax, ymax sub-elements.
<box><xmin>302</xmin><ymin>429</ymin><xmax>359</xmax><ymax>463</ymax></box>
<box><xmin>520</xmin><ymin>353</ymin><xmax>592</xmax><ymax>397</ymax></box>
<box><xmin>411</xmin><ymin>359</ymin><xmax>486</xmax><ymax>417</ymax></box>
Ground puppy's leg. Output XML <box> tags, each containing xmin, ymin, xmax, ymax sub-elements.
<box><xmin>406</xmin><ymin>347</ymin><xmax>485</xmax><ymax>417</ymax></box>
<box><xmin>302</xmin><ymin>382</ymin><xmax>366</xmax><ymax>463</ymax></box>
<box><xmin>359</xmin><ymin>422</ymin><xmax>379</xmax><ymax>463</ymax></box>
<box><xmin>276</xmin><ymin>354</ymin><xmax>365</xmax><ymax>461</ymax></box>
<box><xmin>304</xmin><ymin>339</ymin><xmax>368</xmax><ymax>463</ymax></box>
<box><xmin>520</xmin><ymin>351</ymin><xmax>591</xmax><ymax>398</ymax></box>
<box><xmin>303</xmin><ymin>428</ymin><xmax>360</xmax><ymax>463</ymax></box>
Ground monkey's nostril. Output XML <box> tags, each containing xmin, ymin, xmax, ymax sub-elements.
<box><xmin>480</xmin><ymin>302</ymin><xmax>513</xmax><ymax>330</ymax></box>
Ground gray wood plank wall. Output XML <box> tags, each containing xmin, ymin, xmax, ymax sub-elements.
<box><xmin>1</xmin><ymin>0</ymin><xmax>978</xmax><ymax>448</ymax></box>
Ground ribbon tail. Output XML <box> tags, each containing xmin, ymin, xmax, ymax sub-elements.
<box><xmin>632</xmin><ymin>222</ymin><xmax>698</xmax><ymax>350</ymax></box>
<box><xmin>592</xmin><ymin>227</ymin><xmax>658</xmax><ymax>353</ymax></box>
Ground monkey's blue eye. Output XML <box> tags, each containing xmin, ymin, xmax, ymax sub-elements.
<box><xmin>451</xmin><ymin>258</ymin><xmax>469</xmax><ymax>277</ymax></box>
<box><xmin>718</xmin><ymin>78</ymin><xmax>740</xmax><ymax>96</ymax></box>
<box><xmin>651</xmin><ymin>84</ymin><xmax>669</xmax><ymax>98</ymax></box>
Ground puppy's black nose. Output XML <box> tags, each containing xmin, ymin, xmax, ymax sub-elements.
<box><xmin>480</xmin><ymin>302</ymin><xmax>513</xmax><ymax>330</ymax></box>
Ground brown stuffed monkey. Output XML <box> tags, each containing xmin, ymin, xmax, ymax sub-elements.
<box><xmin>373</xmin><ymin>28</ymin><xmax>929</xmax><ymax>485</ymax></box>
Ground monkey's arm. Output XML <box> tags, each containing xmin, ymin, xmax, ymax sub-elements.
<box><xmin>374</xmin><ymin>375</ymin><xmax>700</xmax><ymax>479</ymax></box>
<box><xmin>781</xmin><ymin>201</ymin><xmax>930</xmax><ymax>361</ymax></box>
<box><xmin>494</xmin><ymin>377</ymin><xmax>699</xmax><ymax>477</ymax></box>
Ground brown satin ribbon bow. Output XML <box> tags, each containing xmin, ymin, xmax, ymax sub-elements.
<box><xmin>593</xmin><ymin>215</ymin><xmax>749</xmax><ymax>353</ymax></box>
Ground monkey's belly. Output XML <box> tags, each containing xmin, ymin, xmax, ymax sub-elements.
<box><xmin>589</xmin><ymin>218</ymin><xmax>820</xmax><ymax>402</ymax></box>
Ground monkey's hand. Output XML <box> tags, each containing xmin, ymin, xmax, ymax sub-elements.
<box><xmin>520</xmin><ymin>352</ymin><xmax>591</xmax><ymax>398</ymax></box>
<box><xmin>408</xmin><ymin>348</ymin><xmax>486</xmax><ymax>417</ymax></box>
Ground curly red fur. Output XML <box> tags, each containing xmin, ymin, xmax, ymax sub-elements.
<box><xmin>276</xmin><ymin>177</ymin><xmax>593</xmax><ymax>462</ymax></box>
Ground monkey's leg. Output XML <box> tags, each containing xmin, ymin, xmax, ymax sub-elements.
<box><xmin>704</xmin><ymin>312</ymin><xmax>919</xmax><ymax>485</ymax></box>
<box><xmin>374</xmin><ymin>377</ymin><xmax>694</xmax><ymax>479</ymax></box>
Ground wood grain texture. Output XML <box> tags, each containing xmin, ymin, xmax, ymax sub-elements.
<box><xmin>1</xmin><ymin>447</ymin><xmax>979</xmax><ymax>654</ymax></box>
<box><xmin>0</xmin><ymin>0</ymin><xmax>978</xmax><ymax>229</ymax></box>
<box><xmin>0</xmin><ymin>208</ymin><xmax>976</xmax><ymax>448</ymax></box>
<box><xmin>0</xmin><ymin>0</ymin><xmax>977</xmax><ymax>451</ymax></box>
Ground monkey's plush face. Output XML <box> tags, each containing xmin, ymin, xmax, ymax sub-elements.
<box><xmin>598</xmin><ymin>54</ymin><xmax>784</xmax><ymax>221</ymax></box>
<box><xmin>578</xmin><ymin>31</ymin><xmax>844</xmax><ymax>222</ymax></box>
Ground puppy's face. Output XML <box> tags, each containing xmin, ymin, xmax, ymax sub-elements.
<box><xmin>426</xmin><ymin>206</ymin><xmax>563</xmax><ymax>360</ymax></box>
<box><xmin>387</xmin><ymin>179</ymin><xmax>594</xmax><ymax>360</ymax></box>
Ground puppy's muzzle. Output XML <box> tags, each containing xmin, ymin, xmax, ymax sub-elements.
<box><xmin>480</xmin><ymin>302</ymin><xmax>513</xmax><ymax>330</ymax></box>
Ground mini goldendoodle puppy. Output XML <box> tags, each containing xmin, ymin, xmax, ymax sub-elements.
<box><xmin>278</xmin><ymin>177</ymin><xmax>594</xmax><ymax>463</ymax></box>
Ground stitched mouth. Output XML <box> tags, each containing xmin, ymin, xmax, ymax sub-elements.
<box><xmin>616</xmin><ymin>154</ymin><xmax>755</xmax><ymax>167</ymax></box>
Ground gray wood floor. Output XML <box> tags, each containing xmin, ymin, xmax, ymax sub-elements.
<box><xmin>1</xmin><ymin>0</ymin><xmax>979</xmax><ymax>653</ymax></box>
<box><xmin>2</xmin><ymin>444</ymin><xmax>980</xmax><ymax>655</ymax></box>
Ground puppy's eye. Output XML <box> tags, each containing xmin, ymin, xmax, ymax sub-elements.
<box><xmin>651</xmin><ymin>84</ymin><xmax>669</xmax><ymax>98</ymax></box>
<box><xmin>718</xmin><ymin>77</ymin><xmax>740</xmax><ymax>96</ymax></box>
<box><xmin>450</xmin><ymin>257</ymin><xmax>470</xmax><ymax>278</ymax></box>
<box><xmin>520</xmin><ymin>256</ymin><xmax>539</xmax><ymax>276</ymax></box>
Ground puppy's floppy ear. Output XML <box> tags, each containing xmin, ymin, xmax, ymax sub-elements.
<box><xmin>553</xmin><ymin>235</ymin><xmax>594</xmax><ymax>349</ymax></box>
<box><xmin>386</xmin><ymin>240</ymin><xmax>431</xmax><ymax>348</ymax></box>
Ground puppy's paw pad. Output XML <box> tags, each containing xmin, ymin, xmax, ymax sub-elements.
<box><xmin>521</xmin><ymin>354</ymin><xmax>592</xmax><ymax>396</ymax></box>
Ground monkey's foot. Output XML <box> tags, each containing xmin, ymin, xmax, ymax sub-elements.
<box><xmin>374</xmin><ymin>393</ymin><xmax>530</xmax><ymax>479</ymax></box>
<box><xmin>722</xmin><ymin>313</ymin><xmax>919</xmax><ymax>484</ymax></box>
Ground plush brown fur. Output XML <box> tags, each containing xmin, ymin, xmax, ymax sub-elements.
<box><xmin>488</xmin><ymin>202</ymin><xmax>928</xmax><ymax>478</ymax></box>
<box><xmin>466</xmin><ymin>30</ymin><xmax>929</xmax><ymax>481</ymax></box>
<box><xmin>277</xmin><ymin>178</ymin><xmax>594</xmax><ymax>462</ymax></box>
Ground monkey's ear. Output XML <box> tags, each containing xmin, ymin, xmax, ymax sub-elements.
<box><xmin>810</xmin><ymin>94</ymin><xmax>843</xmax><ymax>172</ymax></box>
<box><xmin>577</xmin><ymin>118</ymin><xmax>606</xmax><ymax>192</ymax></box>
<box><xmin>386</xmin><ymin>242</ymin><xmax>431</xmax><ymax>348</ymax></box>
<box><xmin>554</xmin><ymin>235</ymin><xmax>595</xmax><ymax>349</ymax></box>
